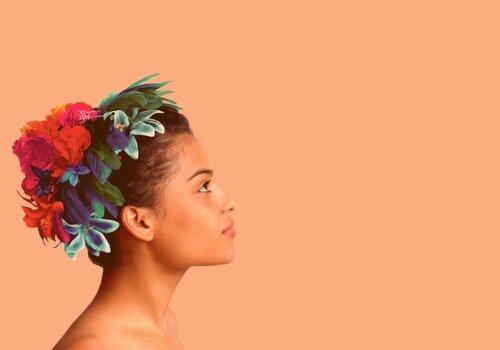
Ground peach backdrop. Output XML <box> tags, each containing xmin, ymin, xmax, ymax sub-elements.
<box><xmin>1</xmin><ymin>1</ymin><xmax>499</xmax><ymax>349</ymax></box>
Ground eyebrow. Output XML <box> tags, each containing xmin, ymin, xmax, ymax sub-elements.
<box><xmin>187</xmin><ymin>168</ymin><xmax>214</xmax><ymax>182</ymax></box>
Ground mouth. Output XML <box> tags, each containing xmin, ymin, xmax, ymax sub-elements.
<box><xmin>222</xmin><ymin>219</ymin><xmax>236</xmax><ymax>235</ymax></box>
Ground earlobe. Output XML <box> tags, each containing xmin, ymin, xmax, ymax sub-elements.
<box><xmin>120</xmin><ymin>205</ymin><xmax>155</xmax><ymax>242</ymax></box>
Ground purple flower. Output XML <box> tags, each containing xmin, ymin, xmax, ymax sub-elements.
<box><xmin>106</xmin><ymin>123</ymin><xmax>130</xmax><ymax>151</ymax></box>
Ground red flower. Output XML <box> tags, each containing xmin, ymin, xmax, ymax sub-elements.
<box><xmin>21</xmin><ymin>200</ymin><xmax>70</xmax><ymax>243</ymax></box>
<box><xmin>52</xmin><ymin>125</ymin><xmax>92</xmax><ymax>166</ymax></box>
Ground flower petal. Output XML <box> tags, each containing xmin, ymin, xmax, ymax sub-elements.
<box><xmin>102</xmin><ymin>199</ymin><xmax>118</xmax><ymax>218</ymax></box>
<box><xmin>130</xmin><ymin>121</ymin><xmax>155</xmax><ymax>137</ymax></box>
<box><xmin>61</xmin><ymin>217</ymin><xmax>81</xmax><ymax>235</ymax></box>
<box><xmin>65</xmin><ymin>251</ymin><xmax>77</xmax><ymax>260</ymax></box>
<box><xmin>113</xmin><ymin>110</ymin><xmax>130</xmax><ymax>128</ymax></box>
<box><xmin>106</xmin><ymin>124</ymin><xmax>130</xmax><ymax>151</ymax></box>
<box><xmin>85</xmin><ymin>228</ymin><xmax>111</xmax><ymax>253</ymax></box>
<box><xmin>60</xmin><ymin>183</ymin><xmax>91</xmax><ymax>224</ymax></box>
<box><xmin>76</xmin><ymin>164</ymin><xmax>91</xmax><ymax>175</ymax></box>
<box><xmin>61</xmin><ymin>170</ymin><xmax>72</xmax><ymax>183</ymax></box>
<box><xmin>89</xmin><ymin>217</ymin><xmax>119</xmax><ymax>233</ymax></box>
<box><xmin>64</xmin><ymin>232</ymin><xmax>85</xmax><ymax>254</ymax></box>
<box><xmin>124</xmin><ymin>135</ymin><xmax>138</xmax><ymax>159</ymax></box>
<box><xmin>69</xmin><ymin>173</ymin><xmax>78</xmax><ymax>187</ymax></box>
<box><xmin>22</xmin><ymin>205</ymin><xmax>47</xmax><ymax>220</ymax></box>
<box><xmin>143</xmin><ymin>118</ymin><xmax>165</xmax><ymax>134</ymax></box>
<box><xmin>87</xmin><ymin>245</ymin><xmax>101</xmax><ymax>257</ymax></box>
<box><xmin>52</xmin><ymin>213</ymin><xmax>70</xmax><ymax>243</ymax></box>
<box><xmin>133</xmin><ymin>109</ymin><xmax>164</xmax><ymax>122</ymax></box>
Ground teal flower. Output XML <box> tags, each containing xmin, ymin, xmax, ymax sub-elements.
<box><xmin>61</xmin><ymin>164</ymin><xmax>91</xmax><ymax>187</ymax></box>
<box><xmin>61</xmin><ymin>211</ymin><xmax>119</xmax><ymax>260</ymax></box>
<box><xmin>102</xmin><ymin>108</ymin><xmax>165</xmax><ymax>159</ymax></box>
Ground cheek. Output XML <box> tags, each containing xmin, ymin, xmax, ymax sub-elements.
<box><xmin>154</xmin><ymin>194</ymin><xmax>221</xmax><ymax>264</ymax></box>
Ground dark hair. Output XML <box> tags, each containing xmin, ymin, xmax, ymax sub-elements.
<box><xmin>87</xmin><ymin>103</ymin><xmax>193</xmax><ymax>268</ymax></box>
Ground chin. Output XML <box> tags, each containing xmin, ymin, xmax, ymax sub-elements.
<box><xmin>199</xmin><ymin>248</ymin><xmax>236</xmax><ymax>266</ymax></box>
<box><xmin>220</xmin><ymin>250</ymin><xmax>236</xmax><ymax>264</ymax></box>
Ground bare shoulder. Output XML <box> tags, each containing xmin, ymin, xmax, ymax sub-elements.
<box><xmin>53</xmin><ymin>307</ymin><xmax>180</xmax><ymax>349</ymax></box>
<box><xmin>53</xmin><ymin>332</ymin><xmax>168</xmax><ymax>349</ymax></box>
<box><xmin>53</xmin><ymin>327</ymin><xmax>174</xmax><ymax>350</ymax></box>
<box><xmin>52</xmin><ymin>335</ymin><xmax>109</xmax><ymax>350</ymax></box>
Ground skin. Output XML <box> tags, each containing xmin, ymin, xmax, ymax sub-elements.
<box><xmin>53</xmin><ymin>134</ymin><xmax>237</xmax><ymax>349</ymax></box>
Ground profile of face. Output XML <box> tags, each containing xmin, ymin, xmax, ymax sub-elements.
<box><xmin>121</xmin><ymin>134</ymin><xmax>237</xmax><ymax>269</ymax></box>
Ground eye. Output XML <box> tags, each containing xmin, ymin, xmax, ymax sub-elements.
<box><xmin>198</xmin><ymin>180</ymin><xmax>211</xmax><ymax>193</ymax></box>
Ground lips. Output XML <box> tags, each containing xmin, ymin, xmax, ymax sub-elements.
<box><xmin>222</xmin><ymin>218</ymin><xmax>234</xmax><ymax>233</ymax></box>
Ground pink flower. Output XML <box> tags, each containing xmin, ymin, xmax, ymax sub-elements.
<box><xmin>12</xmin><ymin>133</ymin><xmax>57</xmax><ymax>180</ymax></box>
<box><xmin>58</xmin><ymin>102</ymin><xmax>100</xmax><ymax>128</ymax></box>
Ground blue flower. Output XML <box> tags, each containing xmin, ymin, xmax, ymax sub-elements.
<box><xmin>61</xmin><ymin>211</ymin><xmax>119</xmax><ymax>260</ymax></box>
<box><xmin>61</xmin><ymin>164</ymin><xmax>91</xmax><ymax>187</ymax></box>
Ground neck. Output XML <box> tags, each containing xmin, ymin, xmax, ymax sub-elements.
<box><xmin>88</xmin><ymin>259</ymin><xmax>188</xmax><ymax>337</ymax></box>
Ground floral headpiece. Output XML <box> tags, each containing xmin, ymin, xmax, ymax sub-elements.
<box><xmin>12</xmin><ymin>73</ymin><xmax>181</xmax><ymax>260</ymax></box>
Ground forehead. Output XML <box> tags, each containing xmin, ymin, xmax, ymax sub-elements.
<box><xmin>176</xmin><ymin>135</ymin><xmax>212</xmax><ymax>177</ymax></box>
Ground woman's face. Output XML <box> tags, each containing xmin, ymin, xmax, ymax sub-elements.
<box><xmin>149</xmin><ymin>134</ymin><xmax>237</xmax><ymax>268</ymax></box>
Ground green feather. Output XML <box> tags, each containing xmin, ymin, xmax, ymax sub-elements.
<box><xmin>126</xmin><ymin>72</ymin><xmax>162</xmax><ymax>90</ymax></box>
<box><xmin>111</xmin><ymin>91</ymin><xmax>149</xmax><ymax>110</ymax></box>
<box><xmin>98</xmin><ymin>91</ymin><xmax>119</xmax><ymax>112</ymax></box>
<box><xmin>156</xmin><ymin>90</ymin><xmax>174</xmax><ymax>96</ymax></box>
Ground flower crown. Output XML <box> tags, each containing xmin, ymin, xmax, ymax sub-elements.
<box><xmin>12</xmin><ymin>73</ymin><xmax>182</xmax><ymax>260</ymax></box>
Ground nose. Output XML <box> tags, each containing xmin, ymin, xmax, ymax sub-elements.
<box><xmin>225</xmin><ymin>196</ymin><xmax>236</xmax><ymax>213</ymax></box>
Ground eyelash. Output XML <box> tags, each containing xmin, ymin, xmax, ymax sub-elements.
<box><xmin>199</xmin><ymin>180</ymin><xmax>211</xmax><ymax>193</ymax></box>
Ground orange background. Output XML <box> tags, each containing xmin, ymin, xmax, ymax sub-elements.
<box><xmin>1</xmin><ymin>1</ymin><xmax>500</xmax><ymax>349</ymax></box>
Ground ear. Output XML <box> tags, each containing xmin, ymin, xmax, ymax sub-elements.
<box><xmin>119</xmin><ymin>205</ymin><xmax>157</xmax><ymax>242</ymax></box>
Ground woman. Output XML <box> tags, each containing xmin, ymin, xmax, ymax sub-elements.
<box><xmin>52</xmin><ymin>104</ymin><xmax>237</xmax><ymax>349</ymax></box>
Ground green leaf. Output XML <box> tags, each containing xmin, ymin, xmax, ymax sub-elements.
<box><xmin>92</xmin><ymin>201</ymin><xmax>105</xmax><ymax>218</ymax></box>
<box><xmin>91</xmin><ymin>141</ymin><xmax>122</xmax><ymax>170</ymax></box>
<box><xmin>87</xmin><ymin>176</ymin><xmax>125</xmax><ymax>206</ymax></box>
<box><xmin>100</xmin><ymin>165</ymin><xmax>112</xmax><ymax>183</ymax></box>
